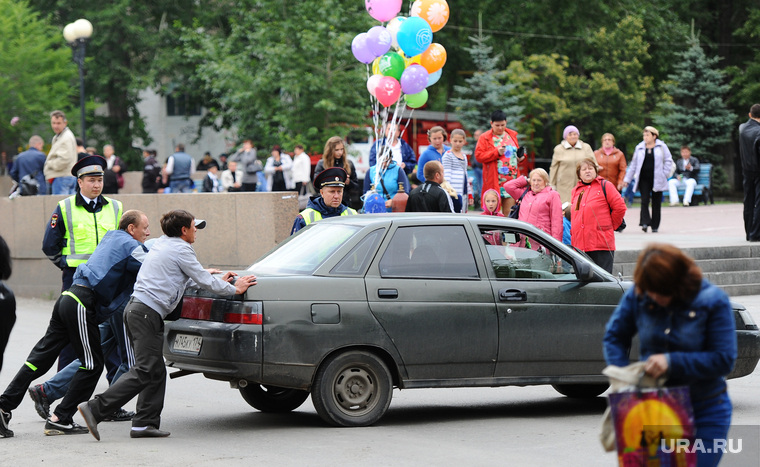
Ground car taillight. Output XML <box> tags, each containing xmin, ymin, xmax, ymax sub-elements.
<box><xmin>224</xmin><ymin>301</ymin><xmax>263</xmax><ymax>325</ymax></box>
<box><xmin>180</xmin><ymin>297</ymin><xmax>213</xmax><ymax>320</ymax></box>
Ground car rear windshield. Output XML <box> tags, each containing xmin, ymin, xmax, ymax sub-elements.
<box><xmin>250</xmin><ymin>223</ymin><xmax>360</xmax><ymax>275</ymax></box>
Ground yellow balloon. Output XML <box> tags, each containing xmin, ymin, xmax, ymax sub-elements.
<box><xmin>372</xmin><ymin>57</ymin><xmax>381</xmax><ymax>76</ymax></box>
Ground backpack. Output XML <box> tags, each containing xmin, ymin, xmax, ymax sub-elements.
<box><xmin>508</xmin><ymin>187</ymin><xmax>530</xmax><ymax>219</ymax></box>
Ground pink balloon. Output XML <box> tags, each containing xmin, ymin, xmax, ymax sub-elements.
<box><xmin>365</xmin><ymin>0</ymin><xmax>402</xmax><ymax>22</ymax></box>
<box><xmin>367</xmin><ymin>74</ymin><xmax>383</xmax><ymax>97</ymax></box>
<box><xmin>375</xmin><ymin>76</ymin><xmax>401</xmax><ymax>107</ymax></box>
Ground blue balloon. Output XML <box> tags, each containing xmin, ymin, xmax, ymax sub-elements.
<box><xmin>396</xmin><ymin>17</ymin><xmax>432</xmax><ymax>58</ymax></box>
<box><xmin>363</xmin><ymin>192</ymin><xmax>387</xmax><ymax>213</ymax></box>
<box><xmin>426</xmin><ymin>69</ymin><xmax>442</xmax><ymax>88</ymax></box>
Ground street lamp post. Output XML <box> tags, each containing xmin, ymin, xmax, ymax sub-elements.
<box><xmin>63</xmin><ymin>19</ymin><xmax>93</xmax><ymax>142</ymax></box>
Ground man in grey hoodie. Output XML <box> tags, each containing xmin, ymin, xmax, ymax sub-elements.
<box><xmin>79</xmin><ymin>210</ymin><xmax>257</xmax><ymax>440</ymax></box>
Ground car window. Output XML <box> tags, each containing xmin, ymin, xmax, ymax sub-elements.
<box><xmin>331</xmin><ymin>228</ymin><xmax>385</xmax><ymax>275</ymax></box>
<box><xmin>379</xmin><ymin>225</ymin><xmax>479</xmax><ymax>279</ymax></box>
<box><xmin>251</xmin><ymin>223</ymin><xmax>359</xmax><ymax>275</ymax></box>
<box><xmin>480</xmin><ymin>226</ymin><xmax>577</xmax><ymax>280</ymax></box>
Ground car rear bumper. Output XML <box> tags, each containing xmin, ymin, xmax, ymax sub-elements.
<box><xmin>163</xmin><ymin>319</ymin><xmax>263</xmax><ymax>382</ymax></box>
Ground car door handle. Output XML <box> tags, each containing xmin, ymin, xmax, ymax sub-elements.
<box><xmin>377</xmin><ymin>289</ymin><xmax>398</xmax><ymax>299</ymax></box>
<box><xmin>499</xmin><ymin>289</ymin><xmax>527</xmax><ymax>302</ymax></box>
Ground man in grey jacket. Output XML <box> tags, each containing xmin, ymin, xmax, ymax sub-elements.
<box><xmin>229</xmin><ymin>139</ymin><xmax>260</xmax><ymax>191</ymax></box>
<box><xmin>79</xmin><ymin>210</ymin><xmax>257</xmax><ymax>440</ymax></box>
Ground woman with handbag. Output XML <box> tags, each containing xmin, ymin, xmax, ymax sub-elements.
<box><xmin>503</xmin><ymin>168</ymin><xmax>563</xmax><ymax>242</ymax></box>
<box><xmin>603</xmin><ymin>244</ymin><xmax>737</xmax><ymax>467</ymax></box>
<box><xmin>623</xmin><ymin>126</ymin><xmax>674</xmax><ymax>232</ymax></box>
<box><xmin>570</xmin><ymin>157</ymin><xmax>627</xmax><ymax>273</ymax></box>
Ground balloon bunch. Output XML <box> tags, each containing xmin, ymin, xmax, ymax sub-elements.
<box><xmin>353</xmin><ymin>0</ymin><xmax>450</xmax><ymax>212</ymax></box>
<box><xmin>354</xmin><ymin>0</ymin><xmax>449</xmax><ymax>109</ymax></box>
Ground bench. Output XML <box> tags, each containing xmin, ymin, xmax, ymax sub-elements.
<box><xmin>632</xmin><ymin>162</ymin><xmax>714</xmax><ymax>205</ymax></box>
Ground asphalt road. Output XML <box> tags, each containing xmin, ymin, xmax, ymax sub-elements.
<box><xmin>2</xmin><ymin>296</ymin><xmax>759</xmax><ymax>466</ymax></box>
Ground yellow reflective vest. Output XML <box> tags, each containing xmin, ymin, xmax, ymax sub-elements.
<box><xmin>60</xmin><ymin>196</ymin><xmax>123</xmax><ymax>267</ymax></box>
<box><xmin>301</xmin><ymin>207</ymin><xmax>357</xmax><ymax>226</ymax></box>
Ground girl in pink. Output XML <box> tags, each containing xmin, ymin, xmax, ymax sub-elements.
<box><xmin>480</xmin><ymin>189</ymin><xmax>504</xmax><ymax>216</ymax></box>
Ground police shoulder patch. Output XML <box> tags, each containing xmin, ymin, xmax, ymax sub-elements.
<box><xmin>50</xmin><ymin>213</ymin><xmax>58</xmax><ymax>228</ymax></box>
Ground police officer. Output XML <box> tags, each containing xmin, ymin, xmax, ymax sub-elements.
<box><xmin>42</xmin><ymin>155</ymin><xmax>123</xmax><ymax>293</ymax></box>
<box><xmin>291</xmin><ymin>167</ymin><xmax>357</xmax><ymax>234</ymax></box>
<box><xmin>42</xmin><ymin>155</ymin><xmax>123</xmax><ymax>372</ymax></box>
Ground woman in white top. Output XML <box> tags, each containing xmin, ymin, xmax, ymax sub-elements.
<box><xmin>264</xmin><ymin>148</ymin><xmax>294</xmax><ymax>191</ymax></box>
<box><xmin>441</xmin><ymin>129</ymin><xmax>469</xmax><ymax>213</ymax></box>
<box><xmin>290</xmin><ymin>144</ymin><xmax>312</xmax><ymax>192</ymax></box>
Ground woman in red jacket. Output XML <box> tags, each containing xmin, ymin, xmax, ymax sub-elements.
<box><xmin>570</xmin><ymin>157</ymin><xmax>627</xmax><ymax>273</ymax></box>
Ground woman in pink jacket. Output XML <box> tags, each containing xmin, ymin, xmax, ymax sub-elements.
<box><xmin>570</xmin><ymin>157</ymin><xmax>627</xmax><ymax>273</ymax></box>
<box><xmin>503</xmin><ymin>168</ymin><xmax>563</xmax><ymax>242</ymax></box>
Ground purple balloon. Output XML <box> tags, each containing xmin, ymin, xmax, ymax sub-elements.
<box><xmin>352</xmin><ymin>33</ymin><xmax>375</xmax><ymax>64</ymax></box>
<box><xmin>366</xmin><ymin>26</ymin><xmax>392</xmax><ymax>57</ymax></box>
<box><xmin>400</xmin><ymin>64</ymin><xmax>429</xmax><ymax>95</ymax></box>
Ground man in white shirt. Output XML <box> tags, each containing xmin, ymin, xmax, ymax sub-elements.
<box><xmin>291</xmin><ymin>145</ymin><xmax>312</xmax><ymax>193</ymax></box>
<box><xmin>221</xmin><ymin>161</ymin><xmax>244</xmax><ymax>192</ymax></box>
<box><xmin>43</xmin><ymin>110</ymin><xmax>78</xmax><ymax>195</ymax></box>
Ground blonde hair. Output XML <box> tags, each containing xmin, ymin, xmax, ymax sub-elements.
<box><xmin>643</xmin><ymin>126</ymin><xmax>659</xmax><ymax>139</ymax></box>
<box><xmin>601</xmin><ymin>133</ymin><xmax>615</xmax><ymax>144</ymax></box>
<box><xmin>450</xmin><ymin>128</ymin><xmax>466</xmax><ymax>139</ymax></box>
<box><xmin>528</xmin><ymin>168</ymin><xmax>550</xmax><ymax>184</ymax></box>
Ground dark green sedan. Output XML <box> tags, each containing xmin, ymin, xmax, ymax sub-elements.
<box><xmin>163</xmin><ymin>214</ymin><xmax>760</xmax><ymax>427</ymax></box>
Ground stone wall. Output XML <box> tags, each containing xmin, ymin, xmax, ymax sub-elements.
<box><xmin>0</xmin><ymin>189</ymin><xmax>299</xmax><ymax>298</ymax></box>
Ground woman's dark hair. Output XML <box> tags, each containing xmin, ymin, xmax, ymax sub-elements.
<box><xmin>633</xmin><ymin>243</ymin><xmax>702</xmax><ymax>303</ymax></box>
<box><xmin>160</xmin><ymin>210</ymin><xmax>194</xmax><ymax>237</ymax></box>
<box><xmin>0</xmin><ymin>235</ymin><xmax>11</xmax><ymax>280</ymax></box>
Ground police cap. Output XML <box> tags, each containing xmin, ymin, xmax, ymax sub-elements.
<box><xmin>314</xmin><ymin>167</ymin><xmax>347</xmax><ymax>190</ymax></box>
<box><xmin>71</xmin><ymin>155</ymin><xmax>107</xmax><ymax>178</ymax></box>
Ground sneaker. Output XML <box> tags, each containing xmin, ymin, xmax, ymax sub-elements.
<box><xmin>44</xmin><ymin>418</ymin><xmax>89</xmax><ymax>436</ymax></box>
<box><xmin>683</xmin><ymin>201</ymin><xmax>690</xmax><ymax>207</ymax></box>
<box><xmin>0</xmin><ymin>408</ymin><xmax>12</xmax><ymax>438</ymax></box>
<box><xmin>28</xmin><ymin>385</ymin><xmax>51</xmax><ymax>420</ymax></box>
<box><xmin>103</xmin><ymin>408</ymin><xmax>135</xmax><ymax>422</ymax></box>
<box><xmin>669</xmin><ymin>202</ymin><xmax>678</xmax><ymax>207</ymax></box>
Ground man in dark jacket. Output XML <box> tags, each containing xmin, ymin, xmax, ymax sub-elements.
<box><xmin>10</xmin><ymin>135</ymin><xmax>47</xmax><ymax>195</ymax></box>
<box><xmin>739</xmin><ymin>104</ymin><xmax>760</xmax><ymax>242</ymax></box>
<box><xmin>291</xmin><ymin>167</ymin><xmax>357</xmax><ymax>234</ymax></box>
<box><xmin>0</xmin><ymin>210</ymin><xmax>149</xmax><ymax>437</ymax></box>
<box><xmin>667</xmin><ymin>146</ymin><xmax>701</xmax><ymax>207</ymax></box>
<box><xmin>406</xmin><ymin>161</ymin><xmax>454</xmax><ymax>213</ymax></box>
<box><xmin>141</xmin><ymin>149</ymin><xmax>161</xmax><ymax>193</ymax></box>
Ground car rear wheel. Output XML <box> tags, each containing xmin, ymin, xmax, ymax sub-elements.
<box><xmin>311</xmin><ymin>350</ymin><xmax>393</xmax><ymax>427</ymax></box>
<box><xmin>239</xmin><ymin>384</ymin><xmax>309</xmax><ymax>413</ymax></box>
<box><xmin>552</xmin><ymin>383</ymin><xmax>609</xmax><ymax>398</ymax></box>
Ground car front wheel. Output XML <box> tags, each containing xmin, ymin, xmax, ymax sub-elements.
<box><xmin>552</xmin><ymin>383</ymin><xmax>609</xmax><ymax>398</ymax></box>
<box><xmin>311</xmin><ymin>350</ymin><xmax>393</xmax><ymax>427</ymax></box>
<box><xmin>239</xmin><ymin>384</ymin><xmax>310</xmax><ymax>413</ymax></box>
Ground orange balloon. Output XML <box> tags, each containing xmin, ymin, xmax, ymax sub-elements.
<box><xmin>411</xmin><ymin>0</ymin><xmax>450</xmax><ymax>33</ymax></box>
<box><xmin>420</xmin><ymin>43</ymin><xmax>447</xmax><ymax>73</ymax></box>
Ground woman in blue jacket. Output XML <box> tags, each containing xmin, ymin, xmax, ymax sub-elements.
<box><xmin>603</xmin><ymin>243</ymin><xmax>736</xmax><ymax>467</ymax></box>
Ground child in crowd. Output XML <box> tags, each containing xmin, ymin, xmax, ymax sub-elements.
<box><xmin>562</xmin><ymin>201</ymin><xmax>572</xmax><ymax>245</ymax></box>
<box><xmin>442</xmin><ymin>129</ymin><xmax>469</xmax><ymax>213</ymax></box>
<box><xmin>480</xmin><ymin>188</ymin><xmax>504</xmax><ymax>216</ymax></box>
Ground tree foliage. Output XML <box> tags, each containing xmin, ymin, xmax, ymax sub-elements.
<box><xmin>654</xmin><ymin>34</ymin><xmax>733</xmax><ymax>163</ymax></box>
<box><xmin>448</xmin><ymin>32</ymin><xmax>523</xmax><ymax>137</ymax></box>
<box><xmin>0</xmin><ymin>0</ymin><xmax>75</xmax><ymax>151</ymax></box>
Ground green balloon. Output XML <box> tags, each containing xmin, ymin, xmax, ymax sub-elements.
<box><xmin>378</xmin><ymin>52</ymin><xmax>405</xmax><ymax>81</ymax></box>
<box><xmin>406</xmin><ymin>89</ymin><xmax>428</xmax><ymax>109</ymax></box>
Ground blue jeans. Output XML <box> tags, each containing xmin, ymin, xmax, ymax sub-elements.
<box><xmin>623</xmin><ymin>180</ymin><xmax>636</xmax><ymax>205</ymax></box>
<box><xmin>50</xmin><ymin>176</ymin><xmax>77</xmax><ymax>195</ymax></box>
<box><xmin>472</xmin><ymin>167</ymin><xmax>483</xmax><ymax>204</ymax></box>
<box><xmin>43</xmin><ymin>312</ymin><xmax>131</xmax><ymax>401</ymax></box>
<box><xmin>692</xmin><ymin>391</ymin><xmax>732</xmax><ymax>467</ymax></box>
<box><xmin>170</xmin><ymin>179</ymin><xmax>194</xmax><ymax>193</ymax></box>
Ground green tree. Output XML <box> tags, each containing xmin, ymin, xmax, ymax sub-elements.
<box><xmin>654</xmin><ymin>34</ymin><xmax>733</xmax><ymax>163</ymax></box>
<box><xmin>157</xmin><ymin>0</ymin><xmax>373</xmax><ymax>154</ymax></box>
<box><xmin>0</xmin><ymin>0</ymin><xmax>75</xmax><ymax>152</ymax></box>
<box><xmin>448</xmin><ymin>32</ymin><xmax>522</xmax><ymax>136</ymax></box>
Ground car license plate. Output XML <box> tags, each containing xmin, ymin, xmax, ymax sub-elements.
<box><xmin>173</xmin><ymin>334</ymin><xmax>202</xmax><ymax>355</ymax></box>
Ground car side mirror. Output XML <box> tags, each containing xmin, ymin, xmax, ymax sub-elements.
<box><xmin>576</xmin><ymin>261</ymin><xmax>596</xmax><ymax>282</ymax></box>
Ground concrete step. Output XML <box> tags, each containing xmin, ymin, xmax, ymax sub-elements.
<box><xmin>614</xmin><ymin>257</ymin><xmax>760</xmax><ymax>278</ymax></box>
<box><xmin>718</xmin><ymin>283</ymin><xmax>760</xmax><ymax>296</ymax></box>
<box><xmin>612</xmin><ymin>245</ymin><xmax>760</xmax><ymax>296</ymax></box>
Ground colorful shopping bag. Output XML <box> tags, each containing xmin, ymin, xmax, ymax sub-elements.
<box><xmin>608</xmin><ymin>386</ymin><xmax>696</xmax><ymax>467</ymax></box>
